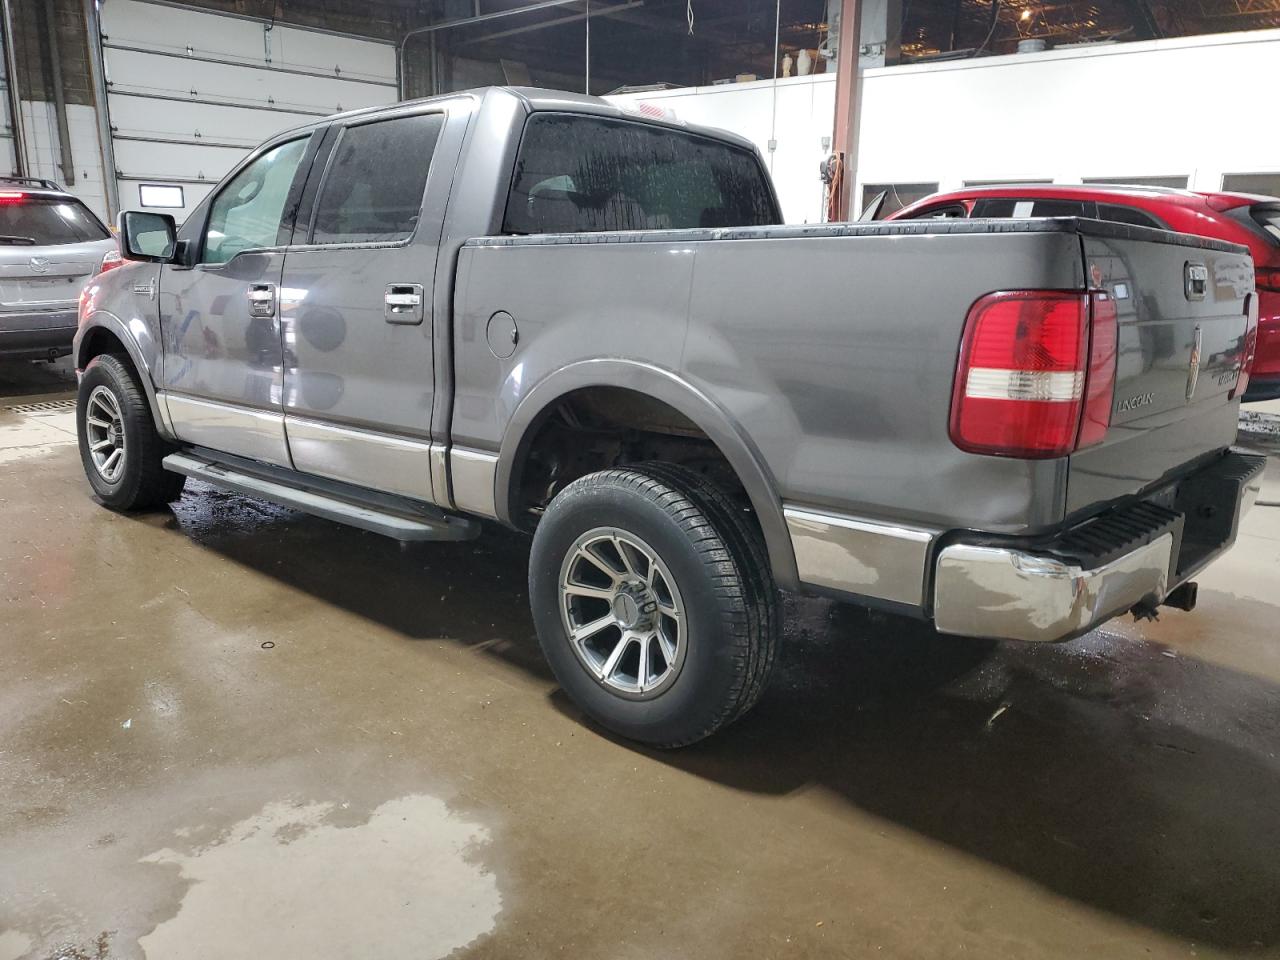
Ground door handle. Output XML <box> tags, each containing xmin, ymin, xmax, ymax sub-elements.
<box><xmin>247</xmin><ymin>283</ymin><xmax>277</xmax><ymax>319</ymax></box>
<box><xmin>385</xmin><ymin>283</ymin><xmax>425</xmax><ymax>325</ymax></box>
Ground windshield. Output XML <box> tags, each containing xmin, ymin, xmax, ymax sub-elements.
<box><xmin>0</xmin><ymin>195</ymin><xmax>111</xmax><ymax>246</ymax></box>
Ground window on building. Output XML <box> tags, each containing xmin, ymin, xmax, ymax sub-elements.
<box><xmin>311</xmin><ymin>114</ymin><xmax>445</xmax><ymax>245</ymax></box>
<box><xmin>1222</xmin><ymin>174</ymin><xmax>1280</xmax><ymax>199</ymax></box>
<box><xmin>1083</xmin><ymin>176</ymin><xmax>1188</xmax><ymax>189</ymax></box>
<box><xmin>860</xmin><ymin>183</ymin><xmax>939</xmax><ymax>220</ymax></box>
<box><xmin>504</xmin><ymin>113</ymin><xmax>779</xmax><ymax>235</ymax></box>
<box><xmin>963</xmin><ymin>179</ymin><xmax>1053</xmax><ymax>187</ymax></box>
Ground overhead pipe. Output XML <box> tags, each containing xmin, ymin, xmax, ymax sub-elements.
<box><xmin>1</xmin><ymin>0</ymin><xmax>26</xmax><ymax>176</ymax></box>
<box><xmin>398</xmin><ymin>0</ymin><xmax>581</xmax><ymax>100</ymax></box>
<box><xmin>39</xmin><ymin>0</ymin><xmax>75</xmax><ymax>185</ymax></box>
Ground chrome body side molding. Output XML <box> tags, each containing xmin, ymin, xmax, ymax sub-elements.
<box><xmin>783</xmin><ymin>506</ymin><xmax>937</xmax><ymax>608</ymax></box>
<box><xmin>450</xmin><ymin>446</ymin><xmax>499</xmax><ymax>520</ymax></box>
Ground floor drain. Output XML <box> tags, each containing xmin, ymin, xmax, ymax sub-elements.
<box><xmin>5</xmin><ymin>398</ymin><xmax>77</xmax><ymax>414</ymax></box>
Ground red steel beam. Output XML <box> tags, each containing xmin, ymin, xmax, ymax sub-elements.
<box><xmin>831</xmin><ymin>0</ymin><xmax>862</xmax><ymax>220</ymax></box>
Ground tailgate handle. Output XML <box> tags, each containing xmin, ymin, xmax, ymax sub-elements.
<box><xmin>1185</xmin><ymin>262</ymin><xmax>1208</xmax><ymax>302</ymax></box>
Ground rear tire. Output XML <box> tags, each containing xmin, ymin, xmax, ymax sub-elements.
<box><xmin>528</xmin><ymin>464</ymin><xmax>778</xmax><ymax>747</ymax></box>
<box><xmin>76</xmin><ymin>353</ymin><xmax>185</xmax><ymax>510</ymax></box>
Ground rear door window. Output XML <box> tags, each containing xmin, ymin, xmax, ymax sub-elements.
<box><xmin>1097</xmin><ymin>203</ymin><xmax>1166</xmax><ymax>229</ymax></box>
<box><xmin>310</xmin><ymin>113</ymin><xmax>445</xmax><ymax>245</ymax></box>
<box><xmin>1251</xmin><ymin>205</ymin><xmax>1280</xmax><ymax>243</ymax></box>
<box><xmin>504</xmin><ymin>113</ymin><xmax>779</xmax><ymax>234</ymax></box>
<box><xmin>972</xmin><ymin>198</ymin><xmax>1092</xmax><ymax>218</ymax></box>
<box><xmin>0</xmin><ymin>195</ymin><xmax>109</xmax><ymax>246</ymax></box>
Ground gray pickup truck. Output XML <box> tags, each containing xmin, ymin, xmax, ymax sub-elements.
<box><xmin>74</xmin><ymin>86</ymin><xmax>1264</xmax><ymax>746</ymax></box>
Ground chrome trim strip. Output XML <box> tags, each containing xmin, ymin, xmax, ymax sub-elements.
<box><xmin>784</xmin><ymin>506</ymin><xmax>937</xmax><ymax>607</ymax></box>
<box><xmin>450</xmin><ymin>447</ymin><xmax>499</xmax><ymax>520</ymax></box>
<box><xmin>429</xmin><ymin>442</ymin><xmax>451</xmax><ymax>509</ymax></box>
<box><xmin>284</xmin><ymin>417</ymin><xmax>434</xmax><ymax>503</ymax></box>
<box><xmin>164</xmin><ymin>394</ymin><xmax>289</xmax><ymax>467</ymax></box>
<box><xmin>934</xmin><ymin>534</ymin><xmax>1173</xmax><ymax>643</ymax></box>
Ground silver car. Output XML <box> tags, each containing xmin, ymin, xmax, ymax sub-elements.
<box><xmin>0</xmin><ymin>177</ymin><xmax>117</xmax><ymax>361</ymax></box>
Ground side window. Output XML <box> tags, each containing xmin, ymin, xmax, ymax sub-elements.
<box><xmin>202</xmin><ymin>138</ymin><xmax>308</xmax><ymax>265</ymax></box>
<box><xmin>1097</xmin><ymin>203</ymin><xmax>1166</xmax><ymax>229</ymax></box>
<box><xmin>310</xmin><ymin>113</ymin><xmax>444</xmax><ymax>245</ymax></box>
<box><xmin>503</xmin><ymin>113</ymin><xmax>779</xmax><ymax>235</ymax></box>
<box><xmin>972</xmin><ymin>198</ymin><xmax>1089</xmax><ymax>218</ymax></box>
<box><xmin>906</xmin><ymin>203</ymin><xmax>967</xmax><ymax>220</ymax></box>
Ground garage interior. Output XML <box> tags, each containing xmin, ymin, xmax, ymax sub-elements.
<box><xmin>3</xmin><ymin>1</ymin><xmax>1280</xmax><ymax>958</ymax></box>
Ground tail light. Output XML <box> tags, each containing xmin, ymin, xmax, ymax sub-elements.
<box><xmin>950</xmin><ymin>290</ymin><xmax>1117</xmax><ymax>459</ymax></box>
<box><xmin>0</xmin><ymin>191</ymin><xmax>26</xmax><ymax>203</ymax></box>
<box><xmin>98</xmin><ymin>249</ymin><xmax>125</xmax><ymax>275</ymax></box>
<box><xmin>1231</xmin><ymin>293</ymin><xmax>1260</xmax><ymax>400</ymax></box>
<box><xmin>1256</xmin><ymin>267</ymin><xmax>1280</xmax><ymax>294</ymax></box>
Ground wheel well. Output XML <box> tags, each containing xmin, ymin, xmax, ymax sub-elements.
<box><xmin>510</xmin><ymin>386</ymin><xmax>753</xmax><ymax>529</ymax></box>
<box><xmin>78</xmin><ymin>326</ymin><xmax>129</xmax><ymax>369</ymax></box>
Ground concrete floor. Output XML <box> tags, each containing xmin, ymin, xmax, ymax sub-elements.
<box><xmin>3</xmin><ymin>356</ymin><xmax>1280</xmax><ymax>960</ymax></box>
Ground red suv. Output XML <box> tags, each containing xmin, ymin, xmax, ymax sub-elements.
<box><xmin>888</xmin><ymin>185</ymin><xmax>1280</xmax><ymax>402</ymax></box>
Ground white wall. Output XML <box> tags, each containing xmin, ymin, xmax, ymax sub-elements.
<box><xmin>18</xmin><ymin>102</ymin><xmax>110</xmax><ymax>224</ymax></box>
<box><xmin>615</xmin><ymin>28</ymin><xmax>1280</xmax><ymax>223</ymax></box>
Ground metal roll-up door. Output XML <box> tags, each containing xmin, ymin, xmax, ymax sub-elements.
<box><xmin>99</xmin><ymin>0</ymin><xmax>397</xmax><ymax>220</ymax></box>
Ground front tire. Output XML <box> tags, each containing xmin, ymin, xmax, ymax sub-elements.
<box><xmin>529</xmin><ymin>464</ymin><xmax>778</xmax><ymax>747</ymax></box>
<box><xmin>76</xmin><ymin>353</ymin><xmax>185</xmax><ymax>510</ymax></box>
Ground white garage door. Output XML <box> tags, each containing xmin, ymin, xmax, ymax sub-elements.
<box><xmin>99</xmin><ymin>0</ymin><xmax>398</xmax><ymax>220</ymax></box>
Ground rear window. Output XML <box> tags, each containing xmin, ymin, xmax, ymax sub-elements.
<box><xmin>503</xmin><ymin>113</ymin><xmax>779</xmax><ymax>235</ymax></box>
<box><xmin>1251</xmin><ymin>205</ymin><xmax>1280</xmax><ymax>243</ymax></box>
<box><xmin>1097</xmin><ymin>203</ymin><xmax>1166</xmax><ymax>230</ymax></box>
<box><xmin>0</xmin><ymin>195</ymin><xmax>110</xmax><ymax>245</ymax></box>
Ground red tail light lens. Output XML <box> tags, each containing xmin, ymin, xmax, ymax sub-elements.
<box><xmin>1231</xmin><ymin>293</ymin><xmax>1260</xmax><ymax>401</ymax></box>
<box><xmin>1256</xmin><ymin>267</ymin><xmax>1280</xmax><ymax>294</ymax></box>
<box><xmin>98</xmin><ymin>249</ymin><xmax>125</xmax><ymax>275</ymax></box>
<box><xmin>951</xmin><ymin>290</ymin><xmax>1115</xmax><ymax>458</ymax></box>
<box><xmin>0</xmin><ymin>191</ymin><xmax>26</xmax><ymax>203</ymax></box>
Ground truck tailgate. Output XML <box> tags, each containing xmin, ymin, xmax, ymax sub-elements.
<box><xmin>1067</xmin><ymin>222</ymin><xmax>1254</xmax><ymax>517</ymax></box>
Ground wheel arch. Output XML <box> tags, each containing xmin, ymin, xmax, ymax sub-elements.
<box><xmin>75</xmin><ymin>312</ymin><xmax>174</xmax><ymax>441</ymax></box>
<box><xmin>496</xmin><ymin>359</ymin><xmax>799</xmax><ymax>590</ymax></box>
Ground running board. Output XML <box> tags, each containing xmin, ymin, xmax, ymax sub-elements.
<box><xmin>163</xmin><ymin>452</ymin><xmax>480</xmax><ymax>541</ymax></box>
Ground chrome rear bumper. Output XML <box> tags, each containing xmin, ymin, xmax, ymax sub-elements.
<box><xmin>933</xmin><ymin>451</ymin><xmax>1264</xmax><ymax>642</ymax></box>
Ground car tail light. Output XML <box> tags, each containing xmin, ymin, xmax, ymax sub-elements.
<box><xmin>1256</xmin><ymin>267</ymin><xmax>1280</xmax><ymax>293</ymax></box>
<box><xmin>0</xmin><ymin>191</ymin><xmax>26</xmax><ymax>203</ymax></box>
<box><xmin>98</xmin><ymin>249</ymin><xmax>125</xmax><ymax>275</ymax></box>
<box><xmin>950</xmin><ymin>290</ymin><xmax>1116</xmax><ymax>458</ymax></box>
<box><xmin>1231</xmin><ymin>293</ymin><xmax>1260</xmax><ymax>401</ymax></box>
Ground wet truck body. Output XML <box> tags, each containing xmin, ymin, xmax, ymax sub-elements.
<box><xmin>74</xmin><ymin>87</ymin><xmax>1264</xmax><ymax>745</ymax></box>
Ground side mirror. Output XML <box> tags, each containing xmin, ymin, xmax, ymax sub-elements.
<box><xmin>117</xmin><ymin>210</ymin><xmax>177</xmax><ymax>262</ymax></box>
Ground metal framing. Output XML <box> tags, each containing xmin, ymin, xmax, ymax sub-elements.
<box><xmin>1</xmin><ymin>0</ymin><xmax>25</xmax><ymax>177</ymax></box>
<box><xmin>85</xmin><ymin>0</ymin><xmax>121</xmax><ymax>216</ymax></box>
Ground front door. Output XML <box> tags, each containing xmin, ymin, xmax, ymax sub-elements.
<box><xmin>159</xmin><ymin>135</ymin><xmax>313</xmax><ymax>466</ymax></box>
<box><xmin>279</xmin><ymin>107</ymin><xmax>454</xmax><ymax>502</ymax></box>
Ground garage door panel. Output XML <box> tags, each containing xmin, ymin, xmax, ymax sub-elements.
<box><xmin>112</xmin><ymin>139</ymin><xmax>247</xmax><ymax>181</ymax></box>
<box><xmin>99</xmin><ymin>0</ymin><xmax>398</xmax><ymax>218</ymax></box>
<box><xmin>105</xmin><ymin>48</ymin><xmax>390</xmax><ymax>115</ymax></box>
<box><xmin>102</xmin><ymin>0</ymin><xmax>394</xmax><ymax>85</ymax></box>
<box><xmin>106</xmin><ymin>96</ymin><xmax>318</xmax><ymax>148</ymax></box>
<box><xmin>117</xmin><ymin>180</ymin><xmax>214</xmax><ymax>217</ymax></box>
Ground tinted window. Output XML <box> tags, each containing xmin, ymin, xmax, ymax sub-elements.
<box><xmin>311</xmin><ymin>114</ymin><xmax>444</xmax><ymax>245</ymax></box>
<box><xmin>203</xmin><ymin>138</ymin><xmax>308</xmax><ymax>265</ymax></box>
<box><xmin>907</xmin><ymin>203</ymin><xmax>967</xmax><ymax>220</ymax></box>
<box><xmin>972</xmin><ymin>198</ymin><xmax>1089</xmax><ymax>218</ymax></box>
<box><xmin>0</xmin><ymin>196</ymin><xmax>109</xmax><ymax>245</ymax></box>
<box><xmin>1097</xmin><ymin>203</ymin><xmax>1165</xmax><ymax>229</ymax></box>
<box><xmin>1250</xmin><ymin>205</ymin><xmax>1280</xmax><ymax>243</ymax></box>
<box><xmin>504</xmin><ymin>114</ymin><xmax>778</xmax><ymax>234</ymax></box>
<box><xmin>860</xmin><ymin>182</ymin><xmax>938</xmax><ymax>220</ymax></box>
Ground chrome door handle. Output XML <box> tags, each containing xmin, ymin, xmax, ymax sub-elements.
<box><xmin>247</xmin><ymin>283</ymin><xmax>276</xmax><ymax>319</ymax></box>
<box><xmin>385</xmin><ymin>283</ymin><xmax>425</xmax><ymax>325</ymax></box>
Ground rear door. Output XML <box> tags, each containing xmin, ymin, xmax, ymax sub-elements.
<box><xmin>279</xmin><ymin>103</ymin><xmax>461</xmax><ymax>503</ymax></box>
<box><xmin>1067</xmin><ymin>225</ymin><xmax>1254</xmax><ymax>514</ymax></box>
